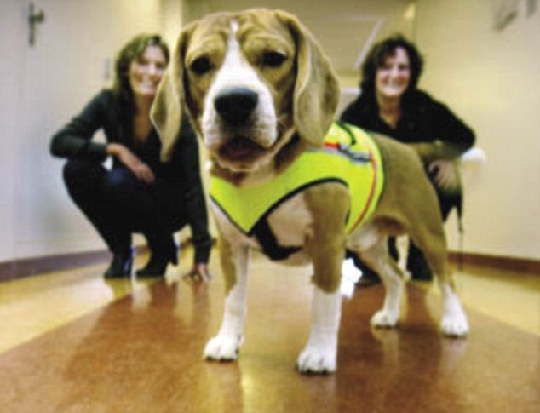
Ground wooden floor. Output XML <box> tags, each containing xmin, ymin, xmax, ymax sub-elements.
<box><xmin>0</xmin><ymin>247</ymin><xmax>538</xmax><ymax>413</ymax></box>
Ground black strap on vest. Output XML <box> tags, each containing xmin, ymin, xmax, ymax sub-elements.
<box><xmin>252</xmin><ymin>218</ymin><xmax>301</xmax><ymax>261</ymax></box>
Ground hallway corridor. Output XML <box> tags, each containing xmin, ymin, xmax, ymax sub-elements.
<box><xmin>0</xmin><ymin>248</ymin><xmax>538</xmax><ymax>412</ymax></box>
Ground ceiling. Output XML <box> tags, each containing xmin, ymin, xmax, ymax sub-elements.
<box><xmin>181</xmin><ymin>0</ymin><xmax>416</xmax><ymax>76</ymax></box>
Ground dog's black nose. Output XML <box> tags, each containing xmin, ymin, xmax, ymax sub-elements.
<box><xmin>214</xmin><ymin>88</ymin><xmax>258</xmax><ymax>125</ymax></box>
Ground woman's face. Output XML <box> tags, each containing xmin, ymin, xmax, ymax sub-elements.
<box><xmin>375</xmin><ymin>47</ymin><xmax>411</xmax><ymax>99</ymax></box>
<box><xmin>128</xmin><ymin>45</ymin><xmax>167</xmax><ymax>99</ymax></box>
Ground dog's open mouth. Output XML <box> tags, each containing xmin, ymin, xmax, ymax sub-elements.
<box><xmin>219</xmin><ymin>137</ymin><xmax>266</xmax><ymax>161</ymax></box>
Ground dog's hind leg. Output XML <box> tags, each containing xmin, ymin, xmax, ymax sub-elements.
<box><xmin>359</xmin><ymin>238</ymin><xmax>405</xmax><ymax>329</ymax></box>
<box><xmin>204</xmin><ymin>239</ymin><xmax>250</xmax><ymax>361</ymax></box>
<box><xmin>409</xmin><ymin>225</ymin><xmax>469</xmax><ymax>337</ymax></box>
<box><xmin>438</xmin><ymin>281</ymin><xmax>469</xmax><ymax>337</ymax></box>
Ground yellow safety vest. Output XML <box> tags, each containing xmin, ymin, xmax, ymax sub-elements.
<box><xmin>210</xmin><ymin>122</ymin><xmax>384</xmax><ymax>236</ymax></box>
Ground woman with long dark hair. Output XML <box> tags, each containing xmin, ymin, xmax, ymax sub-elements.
<box><xmin>51</xmin><ymin>33</ymin><xmax>212</xmax><ymax>280</ymax></box>
<box><xmin>342</xmin><ymin>34</ymin><xmax>475</xmax><ymax>284</ymax></box>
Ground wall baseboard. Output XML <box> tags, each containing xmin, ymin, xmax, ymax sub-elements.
<box><xmin>1</xmin><ymin>248</ymin><xmax>537</xmax><ymax>283</ymax></box>
<box><xmin>0</xmin><ymin>246</ymin><xmax>146</xmax><ymax>283</ymax></box>
<box><xmin>448</xmin><ymin>251</ymin><xmax>540</xmax><ymax>273</ymax></box>
<box><xmin>0</xmin><ymin>249</ymin><xmax>111</xmax><ymax>282</ymax></box>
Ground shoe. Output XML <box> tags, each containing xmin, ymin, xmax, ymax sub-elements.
<box><xmin>104</xmin><ymin>248</ymin><xmax>134</xmax><ymax>278</ymax></box>
<box><xmin>136</xmin><ymin>246</ymin><xmax>178</xmax><ymax>278</ymax></box>
<box><xmin>356</xmin><ymin>271</ymin><xmax>381</xmax><ymax>288</ymax></box>
<box><xmin>410</xmin><ymin>269</ymin><xmax>433</xmax><ymax>282</ymax></box>
<box><xmin>406</xmin><ymin>244</ymin><xmax>434</xmax><ymax>282</ymax></box>
<box><xmin>345</xmin><ymin>249</ymin><xmax>381</xmax><ymax>288</ymax></box>
<box><xmin>407</xmin><ymin>260</ymin><xmax>433</xmax><ymax>281</ymax></box>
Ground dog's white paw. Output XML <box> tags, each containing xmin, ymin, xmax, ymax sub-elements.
<box><xmin>203</xmin><ymin>334</ymin><xmax>243</xmax><ymax>361</ymax></box>
<box><xmin>297</xmin><ymin>346</ymin><xmax>336</xmax><ymax>374</ymax></box>
<box><xmin>440</xmin><ymin>286</ymin><xmax>469</xmax><ymax>337</ymax></box>
<box><xmin>371</xmin><ymin>310</ymin><xmax>399</xmax><ymax>328</ymax></box>
<box><xmin>440</xmin><ymin>312</ymin><xmax>469</xmax><ymax>337</ymax></box>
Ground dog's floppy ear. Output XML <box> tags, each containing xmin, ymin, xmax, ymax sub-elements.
<box><xmin>278</xmin><ymin>11</ymin><xmax>339</xmax><ymax>147</ymax></box>
<box><xmin>151</xmin><ymin>30</ymin><xmax>188</xmax><ymax>162</ymax></box>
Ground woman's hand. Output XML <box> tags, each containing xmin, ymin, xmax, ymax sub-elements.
<box><xmin>428</xmin><ymin>159</ymin><xmax>460</xmax><ymax>190</ymax></box>
<box><xmin>183</xmin><ymin>262</ymin><xmax>212</xmax><ymax>283</ymax></box>
<box><xmin>106</xmin><ymin>143</ymin><xmax>155</xmax><ymax>184</ymax></box>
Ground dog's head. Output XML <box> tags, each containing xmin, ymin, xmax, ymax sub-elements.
<box><xmin>151</xmin><ymin>9</ymin><xmax>339</xmax><ymax>173</ymax></box>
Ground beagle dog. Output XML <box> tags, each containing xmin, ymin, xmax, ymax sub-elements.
<box><xmin>151</xmin><ymin>9</ymin><xmax>468</xmax><ymax>374</ymax></box>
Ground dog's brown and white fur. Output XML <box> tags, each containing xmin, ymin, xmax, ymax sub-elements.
<box><xmin>151</xmin><ymin>9</ymin><xmax>468</xmax><ymax>374</ymax></box>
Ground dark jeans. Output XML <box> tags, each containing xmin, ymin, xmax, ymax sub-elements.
<box><xmin>63</xmin><ymin>159</ymin><xmax>186</xmax><ymax>256</ymax></box>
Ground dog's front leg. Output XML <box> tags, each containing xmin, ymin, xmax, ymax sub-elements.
<box><xmin>297</xmin><ymin>186</ymin><xmax>347</xmax><ymax>374</ymax></box>
<box><xmin>204</xmin><ymin>238</ymin><xmax>250</xmax><ymax>361</ymax></box>
<box><xmin>297</xmin><ymin>286</ymin><xmax>341</xmax><ymax>374</ymax></box>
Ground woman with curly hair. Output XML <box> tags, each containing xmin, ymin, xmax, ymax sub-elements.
<box><xmin>342</xmin><ymin>34</ymin><xmax>475</xmax><ymax>284</ymax></box>
<box><xmin>50</xmin><ymin>34</ymin><xmax>212</xmax><ymax>280</ymax></box>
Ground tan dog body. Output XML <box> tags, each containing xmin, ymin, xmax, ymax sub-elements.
<box><xmin>152</xmin><ymin>9</ymin><xmax>468</xmax><ymax>374</ymax></box>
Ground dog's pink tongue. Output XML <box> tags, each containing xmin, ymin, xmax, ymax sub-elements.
<box><xmin>224</xmin><ymin>138</ymin><xmax>260</xmax><ymax>158</ymax></box>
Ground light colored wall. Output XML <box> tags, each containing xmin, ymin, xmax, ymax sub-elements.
<box><xmin>160</xmin><ymin>0</ymin><xmax>183</xmax><ymax>50</ymax></box>
<box><xmin>1</xmin><ymin>1</ymin><xmax>538</xmax><ymax>263</ymax></box>
<box><xmin>0</xmin><ymin>0</ymin><xmax>24</xmax><ymax>261</ymax></box>
<box><xmin>182</xmin><ymin>0</ymin><xmax>414</xmax><ymax>79</ymax></box>
<box><xmin>414</xmin><ymin>0</ymin><xmax>540</xmax><ymax>260</ymax></box>
<box><xmin>182</xmin><ymin>0</ymin><xmax>540</xmax><ymax>261</ymax></box>
<box><xmin>0</xmin><ymin>0</ymin><xmax>181</xmax><ymax>261</ymax></box>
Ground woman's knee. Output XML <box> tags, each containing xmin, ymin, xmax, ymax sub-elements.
<box><xmin>102</xmin><ymin>168</ymin><xmax>138</xmax><ymax>200</ymax></box>
<box><xmin>63</xmin><ymin>159</ymin><xmax>103</xmax><ymax>189</ymax></box>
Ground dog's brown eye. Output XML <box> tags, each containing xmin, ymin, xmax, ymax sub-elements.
<box><xmin>191</xmin><ymin>56</ymin><xmax>212</xmax><ymax>74</ymax></box>
<box><xmin>261</xmin><ymin>51</ymin><xmax>286</xmax><ymax>67</ymax></box>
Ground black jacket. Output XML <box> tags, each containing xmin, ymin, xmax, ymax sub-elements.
<box><xmin>50</xmin><ymin>89</ymin><xmax>212</xmax><ymax>262</ymax></box>
<box><xmin>341</xmin><ymin>89</ymin><xmax>475</xmax><ymax>218</ymax></box>
<box><xmin>340</xmin><ymin>89</ymin><xmax>475</xmax><ymax>160</ymax></box>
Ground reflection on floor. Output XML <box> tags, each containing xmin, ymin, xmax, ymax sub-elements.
<box><xmin>0</xmin><ymin>247</ymin><xmax>538</xmax><ymax>413</ymax></box>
